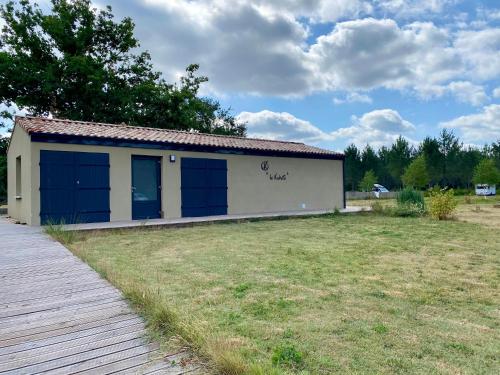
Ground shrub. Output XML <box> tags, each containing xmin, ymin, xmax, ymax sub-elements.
<box><xmin>392</xmin><ymin>202</ymin><xmax>427</xmax><ymax>217</ymax></box>
<box><xmin>370</xmin><ymin>201</ymin><xmax>385</xmax><ymax>214</ymax></box>
<box><xmin>429</xmin><ymin>189</ymin><xmax>457</xmax><ymax>220</ymax></box>
<box><xmin>394</xmin><ymin>188</ymin><xmax>426</xmax><ymax>217</ymax></box>
<box><xmin>397</xmin><ymin>187</ymin><xmax>425</xmax><ymax>207</ymax></box>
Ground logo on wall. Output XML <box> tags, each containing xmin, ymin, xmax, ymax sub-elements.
<box><xmin>260</xmin><ymin>160</ymin><xmax>289</xmax><ymax>181</ymax></box>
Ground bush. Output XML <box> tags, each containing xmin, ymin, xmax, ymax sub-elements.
<box><xmin>429</xmin><ymin>189</ymin><xmax>457</xmax><ymax>220</ymax></box>
<box><xmin>397</xmin><ymin>187</ymin><xmax>425</xmax><ymax>207</ymax></box>
<box><xmin>393</xmin><ymin>188</ymin><xmax>426</xmax><ymax>217</ymax></box>
<box><xmin>392</xmin><ymin>202</ymin><xmax>427</xmax><ymax>217</ymax></box>
<box><xmin>370</xmin><ymin>199</ymin><xmax>426</xmax><ymax>217</ymax></box>
<box><xmin>370</xmin><ymin>201</ymin><xmax>385</xmax><ymax>214</ymax></box>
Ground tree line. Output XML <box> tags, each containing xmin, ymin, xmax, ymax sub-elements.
<box><xmin>345</xmin><ymin>130</ymin><xmax>500</xmax><ymax>192</ymax></box>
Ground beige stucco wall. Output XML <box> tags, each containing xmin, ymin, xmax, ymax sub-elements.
<box><xmin>7</xmin><ymin>126</ymin><xmax>32</xmax><ymax>224</ymax></box>
<box><xmin>16</xmin><ymin>138</ymin><xmax>343</xmax><ymax>226</ymax></box>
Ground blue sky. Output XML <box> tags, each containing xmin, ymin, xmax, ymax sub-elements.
<box><xmin>3</xmin><ymin>0</ymin><xmax>500</xmax><ymax>151</ymax></box>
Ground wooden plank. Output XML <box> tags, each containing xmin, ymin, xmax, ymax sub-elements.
<box><xmin>7</xmin><ymin>340</ymin><xmax>152</xmax><ymax>374</ymax></box>
<box><xmin>0</xmin><ymin>280</ymin><xmax>107</xmax><ymax>302</ymax></box>
<box><xmin>1</xmin><ymin>288</ymin><xmax>119</xmax><ymax>312</ymax></box>
<box><xmin>0</xmin><ymin>269</ymin><xmax>95</xmax><ymax>286</ymax></box>
<box><xmin>0</xmin><ymin>328</ymin><xmax>146</xmax><ymax>371</ymax></box>
<box><xmin>1</xmin><ymin>284</ymin><xmax>111</xmax><ymax>305</ymax></box>
<box><xmin>80</xmin><ymin>351</ymin><xmax>161</xmax><ymax>375</ymax></box>
<box><xmin>133</xmin><ymin>351</ymin><xmax>195</xmax><ymax>375</ymax></box>
<box><xmin>0</xmin><ymin>291</ymin><xmax>121</xmax><ymax>319</ymax></box>
<box><xmin>76</xmin><ymin>351</ymin><xmax>155</xmax><ymax>375</ymax></box>
<box><xmin>0</xmin><ymin>305</ymin><xmax>132</xmax><ymax>337</ymax></box>
<box><xmin>0</xmin><ymin>300</ymin><xmax>128</xmax><ymax>329</ymax></box>
<box><xmin>0</xmin><ymin>317</ymin><xmax>143</xmax><ymax>355</ymax></box>
<box><xmin>0</xmin><ymin>314</ymin><xmax>139</xmax><ymax>349</ymax></box>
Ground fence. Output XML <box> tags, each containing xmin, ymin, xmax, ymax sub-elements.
<box><xmin>346</xmin><ymin>191</ymin><xmax>398</xmax><ymax>200</ymax></box>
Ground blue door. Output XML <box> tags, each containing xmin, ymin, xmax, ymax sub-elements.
<box><xmin>40</xmin><ymin>150</ymin><xmax>110</xmax><ymax>224</ymax></box>
<box><xmin>132</xmin><ymin>155</ymin><xmax>162</xmax><ymax>220</ymax></box>
<box><xmin>181</xmin><ymin>158</ymin><xmax>227</xmax><ymax>217</ymax></box>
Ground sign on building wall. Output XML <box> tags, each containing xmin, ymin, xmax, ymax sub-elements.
<box><xmin>260</xmin><ymin>160</ymin><xmax>288</xmax><ymax>181</ymax></box>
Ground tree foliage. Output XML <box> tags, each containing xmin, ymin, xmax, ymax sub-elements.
<box><xmin>344</xmin><ymin>144</ymin><xmax>362</xmax><ymax>191</ymax></box>
<box><xmin>0</xmin><ymin>0</ymin><xmax>245</xmax><ymax>136</ymax></box>
<box><xmin>473</xmin><ymin>159</ymin><xmax>500</xmax><ymax>185</ymax></box>
<box><xmin>359</xmin><ymin>170</ymin><xmax>377</xmax><ymax>192</ymax></box>
<box><xmin>402</xmin><ymin>155</ymin><xmax>429</xmax><ymax>189</ymax></box>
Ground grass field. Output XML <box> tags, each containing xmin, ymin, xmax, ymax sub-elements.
<box><xmin>64</xmin><ymin>207</ymin><xmax>499</xmax><ymax>374</ymax></box>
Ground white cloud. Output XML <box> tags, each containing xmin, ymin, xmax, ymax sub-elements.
<box><xmin>253</xmin><ymin>0</ymin><xmax>373</xmax><ymax>23</ymax></box>
<box><xmin>493</xmin><ymin>87</ymin><xmax>500</xmax><ymax>98</ymax></box>
<box><xmin>330</xmin><ymin>109</ymin><xmax>416</xmax><ymax>147</ymax></box>
<box><xmin>333</xmin><ymin>92</ymin><xmax>373</xmax><ymax>105</ymax></box>
<box><xmin>440</xmin><ymin>104</ymin><xmax>500</xmax><ymax>143</ymax></box>
<box><xmin>237</xmin><ymin>110</ymin><xmax>332</xmax><ymax>143</ymax></box>
<box><xmin>446</xmin><ymin>81</ymin><xmax>488</xmax><ymax>106</ymax></box>
<box><xmin>454</xmin><ymin>28</ymin><xmax>500</xmax><ymax>81</ymax></box>
<box><xmin>418</xmin><ymin>81</ymin><xmax>488</xmax><ymax>106</ymax></box>
<box><xmin>102</xmin><ymin>0</ymin><xmax>313</xmax><ymax>96</ymax></box>
<box><xmin>309</xmin><ymin>19</ymin><xmax>462</xmax><ymax>92</ymax></box>
<box><xmin>91</xmin><ymin>2</ymin><xmax>500</xmax><ymax>102</ymax></box>
<box><xmin>376</xmin><ymin>0</ymin><xmax>455</xmax><ymax>18</ymax></box>
<box><xmin>237</xmin><ymin>108</ymin><xmax>417</xmax><ymax>148</ymax></box>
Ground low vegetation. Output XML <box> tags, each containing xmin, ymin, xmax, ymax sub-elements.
<box><xmin>428</xmin><ymin>189</ymin><xmax>458</xmax><ymax>220</ymax></box>
<box><xmin>62</xmin><ymin>207</ymin><xmax>499</xmax><ymax>374</ymax></box>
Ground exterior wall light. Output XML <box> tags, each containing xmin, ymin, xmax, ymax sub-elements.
<box><xmin>169</xmin><ymin>155</ymin><xmax>176</xmax><ymax>163</ymax></box>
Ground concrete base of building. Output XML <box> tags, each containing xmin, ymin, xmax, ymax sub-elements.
<box><xmin>59</xmin><ymin>206</ymin><xmax>369</xmax><ymax>232</ymax></box>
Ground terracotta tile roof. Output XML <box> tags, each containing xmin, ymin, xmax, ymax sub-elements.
<box><xmin>16</xmin><ymin>116</ymin><xmax>343</xmax><ymax>158</ymax></box>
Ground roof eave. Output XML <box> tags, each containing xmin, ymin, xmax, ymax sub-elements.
<box><xmin>29</xmin><ymin>132</ymin><xmax>345</xmax><ymax>160</ymax></box>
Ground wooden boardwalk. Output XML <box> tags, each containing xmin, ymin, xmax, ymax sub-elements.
<box><xmin>0</xmin><ymin>217</ymin><xmax>199</xmax><ymax>374</ymax></box>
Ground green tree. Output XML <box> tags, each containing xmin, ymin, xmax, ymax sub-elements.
<box><xmin>458</xmin><ymin>147</ymin><xmax>482</xmax><ymax>188</ymax></box>
<box><xmin>361</xmin><ymin>145</ymin><xmax>379</xmax><ymax>177</ymax></box>
<box><xmin>419</xmin><ymin>137</ymin><xmax>442</xmax><ymax>186</ymax></box>
<box><xmin>402</xmin><ymin>155</ymin><xmax>429</xmax><ymax>189</ymax></box>
<box><xmin>387</xmin><ymin>136</ymin><xmax>413</xmax><ymax>187</ymax></box>
<box><xmin>359</xmin><ymin>170</ymin><xmax>377</xmax><ymax>192</ymax></box>
<box><xmin>438</xmin><ymin>129</ymin><xmax>461</xmax><ymax>186</ymax></box>
<box><xmin>0</xmin><ymin>0</ymin><xmax>245</xmax><ymax>135</ymax></box>
<box><xmin>473</xmin><ymin>159</ymin><xmax>500</xmax><ymax>185</ymax></box>
<box><xmin>377</xmin><ymin>146</ymin><xmax>394</xmax><ymax>189</ymax></box>
<box><xmin>344</xmin><ymin>144</ymin><xmax>362</xmax><ymax>191</ymax></box>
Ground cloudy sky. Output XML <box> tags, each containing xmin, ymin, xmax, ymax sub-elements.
<box><xmin>5</xmin><ymin>0</ymin><xmax>500</xmax><ymax>151</ymax></box>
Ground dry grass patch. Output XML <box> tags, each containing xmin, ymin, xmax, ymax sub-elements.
<box><xmin>64</xmin><ymin>212</ymin><xmax>499</xmax><ymax>374</ymax></box>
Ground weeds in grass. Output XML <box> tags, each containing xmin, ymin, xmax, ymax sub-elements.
<box><xmin>371</xmin><ymin>199</ymin><xmax>426</xmax><ymax>217</ymax></box>
<box><xmin>233</xmin><ymin>283</ymin><xmax>251</xmax><ymax>298</ymax></box>
<box><xmin>44</xmin><ymin>222</ymin><xmax>77</xmax><ymax>244</ymax></box>
<box><xmin>271</xmin><ymin>343</ymin><xmax>303</xmax><ymax>369</ymax></box>
<box><xmin>372</xmin><ymin>323</ymin><xmax>388</xmax><ymax>334</ymax></box>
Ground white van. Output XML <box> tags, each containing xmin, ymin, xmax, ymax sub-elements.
<box><xmin>475</xmin><ymin>184</ymin><xmax>496</xmax><ymax>196</ymax></box>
